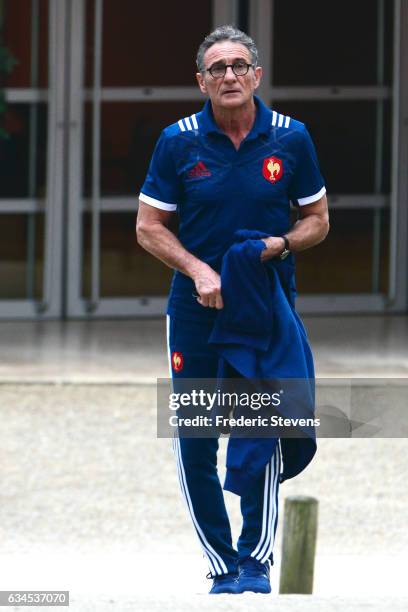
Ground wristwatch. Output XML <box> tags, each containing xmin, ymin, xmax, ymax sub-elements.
<box><xmin>279</xmin><ymin>235</ymin><xmax>290</xmax><ymax>260</ymax></box>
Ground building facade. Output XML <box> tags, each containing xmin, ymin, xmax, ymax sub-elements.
<box><xmin>0</xmin><ymin>0</ymin><xmax>407</xmax><ymax>319</ymax></box>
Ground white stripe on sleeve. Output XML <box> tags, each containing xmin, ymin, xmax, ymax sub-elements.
<box><xmin>139</xmin><ymin>192</ymin><xmax>177</xmax><ymax>211</ymax></box>
<box><xmin>297</xmin><ymin>186</ymin><xmax>327</xmax><ymax>206</ymax></box>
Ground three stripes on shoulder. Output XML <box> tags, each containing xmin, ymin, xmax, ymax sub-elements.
<box><xmin>178</xmin><ymin>114</ymin><xmax>199</xmax><ymax>132</ymax></box>
<box><xmin>271</xmin><ymin>111</ymin><xmax>291</xmax><ymax>128</ymax></box>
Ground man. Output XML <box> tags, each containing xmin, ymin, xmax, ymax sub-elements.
<box><xmin>136</xmin><ymin>25</ymin><xmax>329</xmax><ymax>594</ymax></box>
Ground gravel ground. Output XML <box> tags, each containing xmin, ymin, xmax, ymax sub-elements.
<box><xmin>1</xmin><ymin>383</ymin><xmax>407</xmax><ymax>610</ymax></box>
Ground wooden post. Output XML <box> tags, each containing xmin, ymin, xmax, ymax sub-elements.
<box><xmin>279</xmin><ymin>495</ymin><xmax>318</xmax><ymax>594</ymax></box>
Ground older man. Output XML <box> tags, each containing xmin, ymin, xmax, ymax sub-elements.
<box><xmin>137</xmin><ymin>25</ymin><xmax>329</xmax><ymax>594</ymax></box>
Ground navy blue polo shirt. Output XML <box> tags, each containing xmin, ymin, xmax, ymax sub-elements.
<box><xmin>140</xmin><ymin>95</ymin><xmax>326</xmax><ymax>321</ymax></box>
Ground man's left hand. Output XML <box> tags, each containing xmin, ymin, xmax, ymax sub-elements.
<box><xmin>260</xmin><ymin>236</ymin><xmax>285</xmax><ymax>262</ymax></box>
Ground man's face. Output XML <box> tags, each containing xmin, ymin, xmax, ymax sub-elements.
<box><xmin>196</xmin><ymin>41</ymin><xmax>262</xmax><ymax>109</ymax></box>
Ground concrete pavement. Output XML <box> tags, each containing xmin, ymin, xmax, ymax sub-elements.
<box><xmin>0</xmin><ymin>315</ymin><xmax>408</xmax><ymax>383</ymax></box>
<box><xmin>0</xmin><ymin>316</ymin><xmax>407</xmax><ymax>610</ymax></box>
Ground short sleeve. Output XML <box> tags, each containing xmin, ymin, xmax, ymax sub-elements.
<box><xmin>289</xmin><ymin>125</ymin><xmax>326</xmax><ymax>206</ymax></box>
<box><xmin>139</xmin><ymin>131</ymin><xmax>181</xmax><ymax>211</ymax></box>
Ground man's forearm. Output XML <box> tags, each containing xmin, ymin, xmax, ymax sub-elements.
<box><xmin>285</xmin><ymin>212</ymin><xmax>329</xmax><ymax>252</ymax></box>
<box><xmin>136</xmin><ymin>201</ymin><xmax>223</xmax><ymax>307</ymax></box>
<box><xmin>136</xmin><ymin>220</ymin><xmax>205</xmax><ymax>280</ymax></box>
<box><xmin>261</xmin><ymin>199</ymin><xmax>329</xmax><ymax>260</ymax></box>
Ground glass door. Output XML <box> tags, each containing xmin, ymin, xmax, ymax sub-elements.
<box><xmin>250</xmin><ymin>0</ymin><xmax>407</xmax><ymax>313</ymax></box>
<box><xmin>66</xmin><ymin>0</ymin><xmax>215</xmax><ymax>317</ymax></box>
<box><xmin>67</xmin><ymin>0</ymin><xmax>407</xmax><ymax>318</ymax></box>
<box><xmin>4</xmin><ymin>0</ymin><xmax>403</xmax><ymax>319</ymax></box>
<box><xmin>0</xmin><ymin>0</ymin><xmax>66</xmax><ymax>318</ymax></box>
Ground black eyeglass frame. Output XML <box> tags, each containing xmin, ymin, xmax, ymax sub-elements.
<box><xmin>205</xmin><ymin>61</ymin><xmax>255</xmax><ymax>79</ymax></box>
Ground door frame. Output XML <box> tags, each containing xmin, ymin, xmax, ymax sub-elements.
<box><xmin>66</xmin><ymin>0</ymin><xmax>221</xmax><ymax>317</ymax></box>
<box><xmin>68</xmin><ymin>0</ymin><xmax>408</xmax><ymax>318</ymax></box>
<box><xmin>2</xmin><ymin>0</ymin><xmax>403</xmax><ymax>319</ymax></box>
<box><xmin>65</xmin><ymin>0</ymin><xmax>408</xmax><ymax>318</ymax></box>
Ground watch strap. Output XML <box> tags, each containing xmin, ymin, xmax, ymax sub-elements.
<box><xmin>281</xmin><ymin>235</ymin><xmax>290</xmax><ymax>252</ymax></box>
<box><xmin>278</xmin><ymin>235</ymin><xmax>290</xmax><ymax>260</ymax></box>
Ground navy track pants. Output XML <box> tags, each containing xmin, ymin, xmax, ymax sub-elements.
<box><xmin>167</xmin><ymin>315</ymin><xmax>281</xmax><ymax>577</ymax></box>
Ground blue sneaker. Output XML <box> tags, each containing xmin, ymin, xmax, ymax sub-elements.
<box><xmin>208</xmin><ymin>572</ymin><xmax>241</xmax><ymax>594</ymax></box>
<box><xmin>238</xmin><ymin>557</ymin><xmax>271</xmax><ymax>594</ymax></box>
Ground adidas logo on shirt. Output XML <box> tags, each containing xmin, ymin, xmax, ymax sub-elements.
<box><xmin>187</xmin><ymin>161</ymin><xmax>212</xmax><ymax>179</ymax></box>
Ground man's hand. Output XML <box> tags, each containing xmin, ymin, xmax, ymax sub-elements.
<box><xmin>260</xmin><ymin>236</ymin><xmax>286</xmax><ymax>262</ymax></box>
<box><xmin>136</xmin><ymin>202</ymin><xmax>224</xmax><ymax>308</ymax></box>
<box><xmin>192</xmin><ymin>263</ymin><xmax>224</xmax><ymax>309</ymax></box>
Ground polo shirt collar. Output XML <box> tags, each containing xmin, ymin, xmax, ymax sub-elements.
<box><xmin>200</xmin><ymin>94</ymin><xmax>272</xmax><ymax>138</ymax></box>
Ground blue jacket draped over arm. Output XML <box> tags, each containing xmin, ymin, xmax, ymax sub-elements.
<box><xmin>208</xmin><ymin>230</ymin><xmax>316</xmax><ymax>496</ymax></box>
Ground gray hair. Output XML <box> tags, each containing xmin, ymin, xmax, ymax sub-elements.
<box><xmin>196</xmin><ymin>25</ymin><xmax>258</xmax><ymax>73</ymax></box>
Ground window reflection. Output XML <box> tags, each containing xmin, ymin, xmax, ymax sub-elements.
<box><xmin>0</xmin><ymin>104</ymin><xmax>47</xmax><ymax>198</ymax></box>
<box><xmin>272</xmin><ymin>0</ymin><xmax>393</xmax><ymax>86</ymax></box>
<box><xmin>83</xmin><ymin>101</ymin><xmax>204</xmax><ymax>197</ymax></box>
<box><xmin>85</xmin><ymin>0</ymin><xmax>212</xmax><ymax>87</ymax></box>
<box><xmin>273</xmin><ymin>101</ymin><xmax>392</xmax><ymax>194</ymax></box>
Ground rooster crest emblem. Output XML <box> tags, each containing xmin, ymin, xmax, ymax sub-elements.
<box><xmin>262</xmin><ymin>156</ymin><xmax>283</xmax><ymax>183</ymax></box>
<box><xmin>171</xmin><ymin>351</ymin><xmax>184</xmax><ymax>373</ymax></box>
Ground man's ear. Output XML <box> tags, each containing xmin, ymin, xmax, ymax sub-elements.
<box><xmin>196</xmin><ymin>72</ymin><xmax>207</xmax><ymax>94</ymax></box>
<box><xmin>254</xmin><ymin>65</ymin><xmax>263</xmax><ymax>90</ymax></box>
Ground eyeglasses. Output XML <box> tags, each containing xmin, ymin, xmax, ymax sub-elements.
<box><xmin>205</xmin><ymin>60</ymin><xmax>254</xmax><ymax>79</ymax></box>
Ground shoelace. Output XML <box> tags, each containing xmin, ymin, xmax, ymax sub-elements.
<box><xmin>206</xmin><ymin>571</ymin><xmax>239</xmax><ymax>582</ymax></box>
